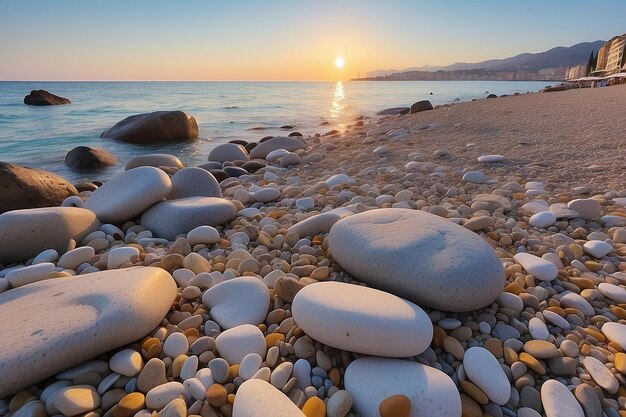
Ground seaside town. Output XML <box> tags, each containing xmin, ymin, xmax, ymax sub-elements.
<box><xmin>1</xmin><ymin>3</ymin><xmax>626</xmax><ymax>417</ymax></box>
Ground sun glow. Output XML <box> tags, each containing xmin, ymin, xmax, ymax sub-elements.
<box><xmin>335</xmin><ymin>56</ymin><xmax>345</xmax><ymax>68</ymax></box>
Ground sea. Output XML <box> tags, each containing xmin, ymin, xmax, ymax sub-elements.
<box><xmin>0</xmin><ymin>80</ymin><xmax>549</xmax><ymax>182</ymax></box>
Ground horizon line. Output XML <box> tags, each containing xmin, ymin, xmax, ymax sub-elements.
<box><xmin>0</xmin><ymin>79</ymin><xmax>349</xmax><ymax>83</ymax></box>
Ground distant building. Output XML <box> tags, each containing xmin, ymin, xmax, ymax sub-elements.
<box><xmin>592</xmin><ymin>34</ymin><xmax>626</xmax><ymax>76</ymax></box>
<box><xmin>566</xmin><ymin>64</ymin><xmax>587</xmax><ymax>80</ymax></box>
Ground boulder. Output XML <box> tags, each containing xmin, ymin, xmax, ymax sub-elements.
<box><xmin>125</xmin><ymin>154</ymin><xmax>183</xmax><ymax>170</ymax></box>
<box><xmin>328</xmin><ymin>209</ymin><xmax>505</xmax><ymax>311</ymax></box>
<box><xmin>223</xmin><ymin>166</ymin><xmax>248</xmax><ymax>178</ymax></box>
<box><xmin>541</xmin><ymin>84</ymin><xmax>569</xmax><ymax>93</ymax></box>
<box><xmin>168</xmin><ymin>167</ymin><xmax>222</xmax><ymax>199</ymax></box>
<box><xmin>208</xmin><ymin>143</ymin><xmax>249</xmax><ymax>163</ymax></box>
<box><xmin>409</xmin><ymin>100</ymin><xmax>433</xmax><ymax>114</ymax></box>
<box><xmin>486</xmin><ymin>94</ymin><xmax>498</xmax><ymax>99</ymax></box>
<box><xmin>83</xmin><ymin>167</ymin><xmax>171</xmax><ymax>224</ymax></box>
<box><xmin>65</xmin><ymin>146</ymin><xmax>117</xmax><ymax>171</ymax></box>
<box><xmin>140</xmin><ymin>197</ymin><xmax>236</xmax><ymax>240</ymax></box>
<box><xmin>249</xmin><ymin>136</ymin><xmax>305</xmax><ymax>160</ymax></box>
<box><xmin>375</xmin><ymin>107</ymin><xmax>410</xmax><ymax>116</ymax></box>
<box><xmin>0</xmin><ymin>267</ymin><xmax>176</xmax><ymax>398</ymax></box>
<box><xmin>101</xmin><ymin>111</ymin><xmax>199</xmax><ymax>143</ymax></box>
<box><xmin>24</xmin><ymin>90</ymin><xmax>71</xmax><ymax>106</ymax></box>
<box><xmin>0</xmin><ymin>207</ymin><xmax>100</xmax><ymax>264</ymax></box>
<box><xmin>0</xmin><ymin>162</ymin><xmax>78</xmax><ymax>214</ymax></box>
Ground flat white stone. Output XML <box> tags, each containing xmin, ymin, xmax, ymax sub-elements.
<box><xmin>163</xmin><ymin>332</ymin><xmax>189</xmax><ymax>358</ymax></box>
<box><xmin>32</xmin><ymin>249</ymin><xmax>60</xmax><ymax>264</ymax></box>
<box><xmin>109</xmin><ymin>349</ymin><xmax>143</xmax><ymax>377</ymax></box>
<box><xmin>583</xmin><ymin>240</ymin><xmax>613</xmax><ymax>258</ymax></box>
<box><xmin>325</xmin><ymin>174</ymin><xmax>355</xmax><ymax>188</ymax></box>
<box><xmin>601</xmin><ymin>322</ymin><xmax>626</xmax><ymax>350</ymax></box>
<box><xmin>528</xmin><ymin>318</ymin><xmax>549</xmax><ymax>340</ymax></box>
<box><xmin>5</xmin><ymin>262</ymin><xmax>55</xmax><ymax>288</ymax></box>
<box><xmin>145</xmin><ymin>381</ymin><xmax>185</xmax><ymax>410</ymax></box>
<box><xmin>53</xmin><ymin>385</ymin><xmax>101</xmax><ymax>416</ymax></box>
<box><xmin>598</xmin><ymin>283</ymin><xmax>626</xmax><ymax>303</ymax></box>
<box><xmin>613</xmin><ymin>197</ymin><xmax>626</xmax><ymax>207</ymax></box>
<box><xmin>497</xmin><ymin>292</ymin><xmax>523</xmax><ymax>312</ymax></box>
<box><xmin>0</xmin><ymin>267</ymin><xmax>176</xmax><ymax>398</ymax></box>
<box><xmin>187</xmin><ymin>225</ymin><xmax>220</xmax><ymax>246</ymax></box>
<box><xmin>529</xmin><ymin>211</ymin><xmax>556</xmax><ymax>228</ymax></box>
<box><xmin>559</xmin><ymin>292</ymin><xmax>594</xmax><ymax>316</ymax></box>
<box><xmin>525</xmin><ymin>181</ymin><xmax>544</xmax><ymax>190</ymax></box>
<box><xmin>549</xmin><ymin>203</ymin><xmax>580</xmax><ymax>219</ymax></box>
<box><xmin>249</xmin><ymin>136</ymin><xmax>305</xmax><ymax>160</ymax></box>
<box><xmin>344</xmin><ymin>357</ymin><xmax>461</xmax><ymax>417</ymax></box>
<box><xmin>202</xmin><ymin>276</ymin><xmax>270</xmax><ymax>329</ymax></box>
<box><xmin>292</xmin><ymin>281</ymin><xmax>433</xmax><ymax>357</ymax></box>
<box><xmin>295</xmin><ymin>197</ymin><xmax>314</xmax><ymax>210</ymax></box>
<box><xmin>239</xmin><ymin>353</ymin><xmax>263</xmax><ymax>380</ymax></box>
<box><xmin>215</xmin><ymin>324</ymin><xmax>266</xmax><ymax>364</ymax></box>
<box><xmin>57</xmin><ymin>247</ymin><xmax>95</xmax><ymax>270</ymax></box>
<box><xmin>543</xmin><ymin>310</ymin><xmax>570</xmax><ymax>329</ymax></box>
<box><xmin>288</xmin><ymin>208</ymin><xmax>354</xmax><ymax>238</ymax></box>
<box><xmin>184</xmin><ymin>378</ymin><xmax>207</xmax><ymax>400</ymax></box>
<box><xmin>107</xmin><ymin>246</ymin><xmax>140</xmax><ymax>269</ymax></box>
<box><xmin>373</xmin><ymin>146</ymin><xmax>389</xmax><ymax>154</ymax></box>
<box><xmin>84</xmin><ymin>167</ymin><xmax>171</xmax><ymax>224</ymax></box>
<box><xmin>125</xmin><ymin>154</ymin><xmax>183</xmax><ymax>170</ymax></box>
<box><xmin>520</xmin><ymin>200</ymin><xmax>549</xmax><ymax>215</ymax></box>
<box><xmin>168</xmin><ymin>167</ymin><xmax>222</xmax><ymax>199</ymax></box>
<box><xmin>253</xmin><ymin>188</ymin><xmax>281</xmax><ymax>203</ymax></box>
<box><xmin>208</xmin><ymin>143</ymin><xmax>249</xmax><ymax>163</ymax></box>
<box><xmin>462</xmin><ymin>171</ymin><xmax>487</xmax><ymax>183</ymax></box>
<box><xmin>513</xmin><ymin>252</ymin><xmax>558</xmax><ymax>281</ymax></box>
<box><xmin>463</xmin><ymin>347</ymin><xmax>510</xmax><ymax>405</ymax></box>
<box><xmin>478</xmin><ymin>154</ymin><xmax>504</xmax><ymax>163</ymax></box>
<box><xmin>266</xmin><ymin>149</ymin><xmax>290</xmax><ymax>162</ymax></box>
<box><xmin>328</xmin><ymin>209</ymin><xmax>505</xmax><ymax>311</ymax></box>
<box><xmin>581</xmin><ymin>356</ymin><xmax>618</xmax><ymax>394</ymax></box>
<box><xmin>525</xmin><ymin>188</ymin><xmax>547</xmax><ymax>197</ymax></box>
<box><xmin>541</xmin><ymin>380</ymin><xmax>583</xmax><ymax>417</ymax></box>
<box><xmin>567</xmin><ymin>199</ymin><xmax>601</xmax><ymax>220</ymax></box>
<box><xmin>601</xmin><ymin>215</ymin><xmax>626</xmax><ymax>226</ymax></box>
<box><xmin>232</xmin><ymin>379</ymin><xmax>305</xmax><ymax>417</ymax></box>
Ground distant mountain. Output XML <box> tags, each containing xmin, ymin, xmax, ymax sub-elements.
<box><xmin>366</xmin><ymin>41</ymin><xmax>605</xmax><ymax>77</ymax></box>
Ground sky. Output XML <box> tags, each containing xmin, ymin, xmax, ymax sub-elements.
<box><xmin>1</xmin><ymin>0</ymin><xmax>625</xmax><ymax>81</ymax></box>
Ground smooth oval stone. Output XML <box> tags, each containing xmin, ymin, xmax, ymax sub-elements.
<box><xmin>529</xmin><ymin>211</ymin><xmax>556</xmax><ymax>228</ymax></box>
<box><xmin>528</xmin><ymin>318</ymin><xmax>549</xmax><ymax>340</ymax></box>
<box><xmin>598</xmin><ymin>283</ymin><xmax>626</xmax><ymax>303</ymax></box>
<box><xmin>266</xmin><ymin>149</ymin><xmax>290</xmax><ymax>162</ymax></box>
<box><xmin>84</xmin><ymin>167</ymin><xmax>171</xmax><ymax>224</ymax></box>
<box><xmin>253</xmin><ymin>188</ymin><xmax>281</xmax><ymax>203</ymax></box>
<box><xmin>57</xmin><ymin>246</ymin><xmax>95</xmax><ymax>270</ymax></box>
<box><xmin>462</xmin><ymin>171</ymin><xmax>487</xmax><ymax>184</ymax></box>
<box><xmin>463</xmin><ymin>347</ymin><xmax>510</xmax><ymax>405</ymax></box>
<box><xmin>581</xmin><ymin>356</ymin><xmax>618</xmax><ymax>394</ymax></box>
<box><xmin>0</xmin><ymin>207</ymin><xmax>100</xmax><ymax>264</ymax></box>
<box><xmin>523</xmin><ymin>340</ymin><xmax>558</xmax><ymax>359</ymax></box>
<box><xmin>560</xmin><ymin>292</ymin><xmax>594</xmax><ymax>316</ymax></box>
<box><xmin>0</xmin><ymin>267</ymin><xmax>176</xmax><ymax>398</ymax></box>
<box><xmin>187</xmin><ymin>225</ymin><xmax>220</xmax><ymax>247</ymax></box>
<box><xmin>292</xmin><ymin>282</ymin><xmax>432</xmax><ymax>357</ymax></box>
<box><xmin>328</xmin><ymin>209</ymin><xmax>505</xmax><ymax>311</ymax></box>
<box><xmin>53</xmin><ymin>385</ymin><xmax>101</xmax><ymax>416</ymax></box>
<box><xmin>215</xmin><ymin>324</ymin><xmax>266</xmax><ymax>364</ymax></box>
<box><xmin>583</xmin><ymin>241</ymin><xmax>613</xmax><ymax>258</ymax></box>
<box><xmin>541</xmin><ymin>380</ymin><xmax>583</xmax><ymax>417</ymax></box>
<box><xmin>208</xmin><ymin>143</ymin><xmax>249</xmax><ymax>163</ymax></box>
<box><xmin>513</xmin><ymin>252</ymin><xmax>558</xmax><ymax>281</ymax></box>
<box><xmin>145</xmin><ymin>381</ymin><xmax>184</xmax><ymax>410</ymax></box>
<box><xmin>107</xmin><ymin>246</ymin><xmax>140</xmax><ymax>269</ymax></box>
<box><xmin>5</xmin><ymin>262</ymin><xmax>56</xmax><ymax>288</ymax></box>
<box><xmin>232</xmin><ymin>379</ymin><xmax>305</xmax><ymax>417</ymax></box>
<box><xmin>325</xmin><ymin>174</ymin><xmax>355</xmax><ymax>188</ymax></box>
<box><xmin>202</xmin><ymin>276</ymin><xmax>270</xmax><ymax>329</ymax></box>
<box><xmin>109</xmin><ymin>349</ymin><xmax>143</xmax><ymax>377</ymax></box>
<box><xmin>344</xmin><ymin>357</ymin><xmax>460</xmax><ymax>417</ymax></box>
<box><xmin>288</xmin><ymin>208</ymin><xmax>354</xmax><ymax>238</ymax></box>
<box><xmin>125</xmin><ymin>154</ymin><xmax>183</xmax><ymax>170</ymax></box>
<box><xmin>567</xmin><ymin>199</ymin><xmax>601</xmax><ymax>220</ymax></box>
<box><xmin>249</xmin><ymin>136</ymin><xmax>306</xmax><ymax>160</ymax></box>
<box><xmin>168</xmin><ymin>167</ymin><xmax>222</xmax><ymax>199</ymax></box>
<box><xmin>601</xmin><ymin>322</ymin><xmax>626</xmax><ymax>350</ymax></box>
<box><xmin>478</xmin><ymin>154</ymin><xmax>504</xmax><ymax>163</ymax></box>
<box><xmin>140</xmin><ymin>197</ymin><xmax>236</xmax><ymax>240</ymax></box>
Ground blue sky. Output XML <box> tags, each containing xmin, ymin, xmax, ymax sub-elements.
<box><xmin>1</xmin><ymin>0</ymin><xmax>624</xmax><ymax>80</ymax></box>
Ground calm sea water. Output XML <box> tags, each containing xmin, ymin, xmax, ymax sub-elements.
<box><xmin>0</xmin><ymin>81</ymin><xmax>548</xmax><ymax>181</ymax></box>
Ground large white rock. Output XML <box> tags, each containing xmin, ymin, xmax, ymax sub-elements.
<box><xmin>529</xmin><ymin>211</ymin><xmax>556</xmax><ymax>228</ymax></box>
<box><xmin>125</xmin><ymin>154</ymin><xmax>183</xmax><ymax>171</ymax></box>
<box><xmin>540</xmin><ymin>380</ymin><xmax>584</xmax><ymax>417</ymax></box>
<box><xmin>140</xmin><ymin>197</ymin><xmax>236</xmax><ymax>240</ymax></box>
<box><xmin>84</xmin><ymin>167</ymin><xmax>171</xmax><ymax>224</ymax></box>
<box><xmin>233</xmin><ymin>379</ymin><xmax>305</xmax><ymax>417</ymax></box>
<box><xmin>567</xmin><ymin>199</ymin><xmax>601</xmax><ymax>220</ymax></box>
<box><xmin>559</xmin><ymin>292</ymin><xmax>594</xmax><ymax>316</ymax></box>
<box><xmin>328</xmin><ymin>209</ymin><xmax>505</xmax><ymax>311</ymax></box>
<box><xmin>215</xmin><ymin>324</ymin><xmax>266</xmax><ymax>364</ymax></box>
<box><xmin>463</xmin><ymin>347</ymin><xmax>510</xmax><ymax>405</ymax></box>
<box><xmin>168</xmin><ymin>167</ymin><xmax>222</xmax><ymax>199</ymax></box>
<box><xmin>581</xmin><ymin>356</ymin><xmax>618</xmax><ymax>394</ymax></box>
<box><xmin>601</xmin><ymin>322</ymin><xmax>626</xmax><ymax>350</ymax></box>
<box><xmin>344</xmin><ymin>357</ymin><xmax>461</xmax><ymax>417</ymax></box>
<box><xmin>0</xmin><ymin>207</ymin><xmax>100</xmax><ymax>264</ymax></box>
<box><xmin>292</xmin><ymin>281</ymin><xmax>432</xmax><ymax>357</ymax></box>
<box><xmin>583</xmin><ymin>240</ymin><xmax>613</xmax><ymax>258</ymax></box>
<box><xmin>202</xmin><ymin>277</ymin><xmax>270</xmax><ymax>329</ymax></box>
<box><xmin>0</xmin><ymin>267</ymin><xmax>176</xmax><ymax>398</ymax></box>
<box><xmin>598</xmin><ymin>283</ymin><xmax>626</xmax><ymax>303</ymax></box>
<box><xmin>513</xmin><ymin>252</ymin><xmax>558</xmax><ymax>281</ymax></box>
<box><xmin>208</xmin><ymin>143</ymin><xmax>249</xmax><ymax>163</ymax></box>
<box><xmin>249</xmin><ymin>136</ymin><xmax>305</xmax><ymax>160</ymax></box>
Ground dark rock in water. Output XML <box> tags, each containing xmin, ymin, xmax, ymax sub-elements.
<box><xmin>223</xmin><ymin>166</ymin><xmax>249</xmax><ymax>178</ymax></box>
<box><xmin>375</xmin><ymin>107</ymin><xmax>410</xmax><ymax>116</ymax></box>
<box><xmin>541</xmin><ymin>85</ymin><xmax>569</xmax><ymax>93</ymax></box>
<box><xmin>288</xmin><ymin>132</ymin><xmax>303</xmax><ymax>137</ymax></box>
<box><xmin>409</xmin><ymin>100</ymin><xmax>433</xmax><ymax>114</ymax></box>
<box><xmin>199</xmin><ymin>161</ymin><xmax>223</xmax><ymax>171</ymax></box>
<box><xmin>245</xmin><ymin>142</ymin><xmax>257</xmax><ymax>152</ymax></box>
<box><xmin>500</xmin><ymin>94</ymin><xmax>509</xmax><ymax>98</ymax></box>
<box><xmin>101</xmin><ymin>111</ymin><xmax>199</xmax><ymax>143</ymax></box>
<box><xmin>23</xmin><ymin>90</ymin><xmax>71</xmax><ymax>106</ymax></box>
<box><xmin>241</xmin><ymin>161</ymin><xmax>266</xmax><ymax>173</ymax></box>
<box><xmin>429</xmin><ymin>92</ymin><xmax>433</xmax><ymax>95</ymax></box>
<box><xmin>453</xmin><ymin>98</ymin><xmax>460</xmax><ymax>102</ymax></box>
<box><xmin>514</xmin><ymin>92</ymin><xmax>520</xmax><ymax>96</ymax></box>
<box><xmin>0</xmin><ymin>162</ymin><xmax>77</xmax><ymax>213</ymax></box>
<box><xmin>73</xmin><ymin>181</ymin><xmax>99</xmax><ymax>192</ymax></box>
<box><xmin>486</xmin><ymin>94</ymin><xmax>498</xmax><ymax>99</ymax></box>
<box><xmin>260</xmin><ymin>136</ymin><xmax>274</xmax><ymax>143</ymax></box>
<box><xmin>208</xmin><ymin>169</ymin><xmax>229</xmax><ymax>182</ymax></box>
<box><xmin>65</xmin><ymin>146</ymin><xmax>117</xmax><ymax>171</ymax></box>
<box><xmin>229</xmin><ymin>139</ymin><xmax>249</xmax><ymax>147</ymax></box>
<box><xmin>280</xmin><ymin>125</ymin><xmax>294</xmax><ymax>130</ymax></box>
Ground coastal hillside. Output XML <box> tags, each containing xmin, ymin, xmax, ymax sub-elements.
<box><xmin>364</xmin><ymin>40</ymin><xmax>605</xmax><ymax>81</ymax></box>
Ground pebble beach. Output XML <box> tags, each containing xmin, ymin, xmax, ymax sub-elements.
<box><xmin>1</xmin><ymin>84</ymin><xmax>626</xmax><ymax>417</ymax></box>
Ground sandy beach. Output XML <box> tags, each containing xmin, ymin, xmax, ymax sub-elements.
<box><xmin>1</xmin><ymin>85</ymin><xmax>626</xmax><ymax>417</ymax></box>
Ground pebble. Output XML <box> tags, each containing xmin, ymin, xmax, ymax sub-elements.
<box><xmin>145</xmin><ymin>382</ymin><xmax>184</xmax><ymax>410</ymax></box>
<box><xmin>239</xmin><ymin>353</ymin><xmax>263</xmax><ymax>380</ymax></box>
<box><xmin>598</xmin><ymin>282</ymin><xmax>626</xmax><ymax>303</ymax></box>
<box><xmin>186</xmin><ymin>225</ymin><xmax>220</xmax><ymax>246</ymax></box>
<box><xmin>5</xmin><ymin>263</ymin><xmax>55</xmax><ymax>288</ymax></box>
<box><xmin>540</xmin><ymin>379</ymin><xmax>584</xmax><ymax>417</ymax></box>
<box><xmin>162</xmin><ymin>333</ymin><xmax>189</xmax><ymax>358</ymax></box>
<box><xmin>53</xmin><ymin>385</ymin><xmax>101</xmax><ymax>417</ymax></box>
<box><xmin>583</xmin><ymin>240</ymin><xmax>613</xmax><ymax>258</ymax></box>
<box><xmin>529</xmin><ymin>211</ymin><xmax>556</xmax><ymax>228</ymax></box>
<box><xmin>462</xmin><ymin>171</ymin><xmax>487</xmax><ymax>184</ymax></box>
<box><xmin>528</xmin><ymin>317</ymin><xmax>549</xmax><ymax>340</ymax></box>
<box><xmin>293</xmin><ymin>359</ymin><xmax>312</xmax><ymax>390</ymax></box>
<box><xmin>478</xmin><ymin>154</ymin><xmax>504</xmax><ymax>163</ymax></box>
<box><xmin>302</xmin><ymin>396</ymin><xmax>326</xmax><ymax>417</ymax></box>
<box><xmin>601</xmin><ymin>322</ymin><xmax>626</xmax><ymax>350</ymax></box>
<box><xmin>573</xmin><ymin>384</ymin><xmax>603</xmax><ymax>417</ymax></box>
<box><xmin>559</xmin><ymin>292</ymin><xmax>595</xmax><ymax>316</ymax></box>
<box><xmin>567</xmin><ymin>198</ymin><xmax>601</xmax><ymax>220</ymax></box>
<box><xmin>523</xmin><ymin>340</ymin><xmax>558</xmax><ymax>359</ymax></box>
<box><xmin>109</xmin><ymin>349</ymin><xmax>143</xmax><ymax>377</ymax></box>
<box><xmin>463</xmin><ymin>347</ymin><xmax>510</xmax><ymax>405</ymax></box>
<box><xmin>232</xmin><ymin>379</ymin><xmax>306</xmax><ymax>417</ymax></box>
<box><xmin>326</xmin><ymin>390</ymin><xmax>352</xmax><ymax>417</ymax></box>
<box><xmin>137</xmin><ymin>359</ymin><xmax>168</xmax><ymax>393</ymax></box>
<box><xmin>513</xmin><ymin>252</ymin><xmax>558</xmax><ymax>281</ymax></box>
<box><xmin>57</xmin><ymin>246</ymin><xmax>95</xmax><ymax>270</ymax></box>
<box><xmin>581</xmin><ymin>356</ymin><xmax>619</xmax><ymax>394</ymax></box>
<box><xmin>202</xmin><ymin>276</ymin><xmax>270</xmax><ymax>329</ymax></box>
<box><xmin>157</xmin><ymin>397</ymin><xmax>186</xmax><ymax>417</ymax></box>
<box><xmin>215</xmin><ymin>324</ymin><xmax>266</xmax><ymax>364</ymax></box>
<box><xmin>107</xmin><ymin>247</ymin><xmax>140</xmax><ymax>269</ymax></box>
<box><xmin>378</xmin><ymin>394</ymin><xmax>411</xmax><ymax>417</ymax></box>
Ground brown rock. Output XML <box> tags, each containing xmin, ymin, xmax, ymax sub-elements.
<box><xmin>0</xmin><ymin>162</ymin><xmax>78</xmax><ymax>213</ymax></box>
<box><xmin>101</xmin><ymin>111</ymin><xmax>199</xmax><ymax>144</ymax></box>
<box><xmin>137</xmin><ymin>358</ymin><xmax>167</xmax><ymax>393</ymax></box>
<box><xmin>207</xmin><ymin>383</ymin><xmax>227</xmax><ymax>408</ymax></box>
<box><xmin>274</xmin><ymin>276</ymin><xmax>304</xmax><ymax>303</ymax></box>
<box><xmin>409</xmin><ymin>100</ymin><xmax>433</xmax><ymax>114</ymax></box>
<box><xmin>65</xmin><ymin>146</ymin><xmax>117</xmax><ymax>171</ymax></box>
<box><xmin>24</xmin><ymin>89</ymin><xmax>70</xmax><ymax>105</ymax></box>
<box><xmin>379</xmin><ymin>394</ymin><xmax>411</xmax><ymax>417</ymax></box>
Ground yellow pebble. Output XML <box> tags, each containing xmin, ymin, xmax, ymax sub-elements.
<box><xmin>227</xmin><ymin>393</ymin><xmax>236</xmax><ymax>406</ymax></box>
<box><xmin>460</xmin><ymin>393</ymin><xmax>482</xmax><ymax>417</ymax></box>
<box><xmin>460</xmin><ymin>380</ymin><xmax>489</xmax><ymax>405</ymax></box>
<box><xmin>614</xmin><ymin>352</ymin><xmax>626</xmax><ymax>375</ymax></box>
<box><xmin>519</xmin><ymin>352</ymin><xmax>546</xmax><ymax>375</ymax></box>
<box><xmin>302</xmin><ymin>396</ymin><xmax>326</xmax><ymax>417</ymax></box>
<box><xmin>265</xmin><ymin>333</ymin><xmax>285</xmax><ymax>348</ymax></box>
<box><xmin>112</xmin><ymin>392</ymin><xmax>145</xmax><ymax>417</ymax></box>
<box><xmin>328</xmin><ymin>368</ymin><xmax>341</xmax><ymax>387</ymax></box>
<box><xmin>228</xmin><ymin>364</ymin><xmax>240</xmax><ymax>380</ymax></box>
<box><xmin>379</xmin><ymin>394</ymin><xmax>411</xmax><ymax>417</ymax></box>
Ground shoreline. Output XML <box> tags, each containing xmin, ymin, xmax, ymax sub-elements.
<box><xmin>1</xmin><ymin>85</ymin><xmax>626</xmax><ymax>416</ymax></box>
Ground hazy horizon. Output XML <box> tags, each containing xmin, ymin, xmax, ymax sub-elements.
<box><xmin>1</xmin><ymin>0</ymin><xmax>625</xmax><ymax>81</ymax></box>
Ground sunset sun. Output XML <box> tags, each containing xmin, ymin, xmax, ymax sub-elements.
<box><xmin>335</xmin><ymin>56</ymin><xmax>345</xmax><ymax>68</ymax></box>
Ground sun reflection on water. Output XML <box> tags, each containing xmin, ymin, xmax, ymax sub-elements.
<box><xmin>331</xmin><ymin>81</ymin><xmax>345</xmax><ymax>120</ymax></box>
